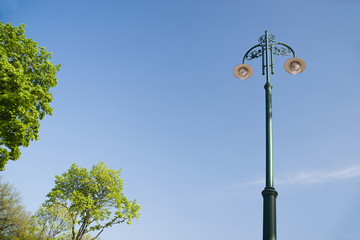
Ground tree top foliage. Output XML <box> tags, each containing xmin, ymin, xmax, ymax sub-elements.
<box><xmin>0</xmin><ymin>21</ymin><xmax>60</xmax><ymax>170</ymax></box>
<box><xmin>0</xmin><ymin>177</ymin><xmax>35</xmax><ymax>239</ymax></box>
<box><xmin>40</xmin><ymin>162</ymin><xmax>140</xmax><ymax>240</ymax></box>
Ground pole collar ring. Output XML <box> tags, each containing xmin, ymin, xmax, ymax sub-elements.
<box><xmin>262</xmin><ymin>187</ymin><xmax>278</xmax><ymax>197</ymax></box>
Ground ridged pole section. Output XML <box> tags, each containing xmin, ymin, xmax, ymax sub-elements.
<box><xmin>262</xmin><ymin>30</ymin><xmax>278</xmax><ymax>240</ymax></box>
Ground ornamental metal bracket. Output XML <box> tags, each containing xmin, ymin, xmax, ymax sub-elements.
<box><xmin>242</xmin><ymin>33</ymin><xmax>296</xmax><ymax>75</ymax></box>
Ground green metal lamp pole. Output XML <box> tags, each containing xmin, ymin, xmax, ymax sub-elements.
<box><xmin>233</xmin><ymin>31</ymin><xmax>306</xmax><ymax>240</ymax></box>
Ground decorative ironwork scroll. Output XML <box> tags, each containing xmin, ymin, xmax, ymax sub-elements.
<box><xmin>240</xmin><ymin>32</ymin><xmax>297</xmax><ymax>76</ymax></box>
<box><xmin>243</xmin><ymin>34</ymin><xmax>295</xmax><ymax>62</ymax></box>
<box><xmin>272</xmin><ymin>45</ymin><xmax>292</xmax><ymax>56</ymax></box>
<box><xmin>246</xmin><ymin>48</ymin><xmax>262</xmax><ymax>60</ymax></box>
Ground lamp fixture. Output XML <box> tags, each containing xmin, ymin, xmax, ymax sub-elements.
<box><xmin>284</xmin><ymin>57</ymin><xmax>306</xmax><ymax>74</ymax></box>
<box><xmin>233</xmin><ymin>64</ymin><xmax>253</xmax><ymax>80</ymax></box>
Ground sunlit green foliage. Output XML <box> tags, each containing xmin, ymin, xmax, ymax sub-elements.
<box><xmin>0</xmin><ymin>21</ymin><xmax>60</xmax><ymax>170</ymax></box>
<box><xmin>40</xmin><ymin>162</ymin><xmax>140</xmax><ymax>240</ymax></box>
<box><xmin>0</xmin><ymin>178</ymin><xmax>36</xmax><ymax>239</ymax></box>
<box><xmin>32</xmin><ymin>204</ymin><xmax>72</xmax><ymax>239</ymax></box>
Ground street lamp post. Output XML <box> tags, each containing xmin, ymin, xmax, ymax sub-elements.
<box><xmin>233</xmin><ymin>30</ymin><xmax>306</xmax><ymax>240</ymax></box>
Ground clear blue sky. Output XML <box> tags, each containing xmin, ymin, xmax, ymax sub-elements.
<box><xmin>1</xmin><ymin>0</ymin><xmax>360</xmax><ymax>239</ymax></box>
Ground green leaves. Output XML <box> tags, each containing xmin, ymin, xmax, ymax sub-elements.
<box><xmin>32</xmin><ymin>204</ymin><xmax>72</xmax><ymax>240</ymax></box>
<box><xmin>0</xmin><ymin>178</ymin><xmax>36</xmax><ymax>239</ymax></box>
<box><xmin>0</xmin><ymin>21</ymin><xmax>60</xmax><ymax>170</ymax></box>
<box><xmin>39</xmin><ymin>162</ymin><xmax>140</xmax><ymax>240</ymax></box>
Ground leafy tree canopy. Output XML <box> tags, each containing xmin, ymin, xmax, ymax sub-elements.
<box><xmin>0</xmin><ymin>178</ymin><xmax>36</xmax><ymax>239</ymax></box>
<box><xmin>40</xmin><ymin>162</ymin><xmax>140</xmax><ymax>240</ymax></box>
<box><xmin>33</xmin><ymin>203</ymin><xmax>72</xmax><ymax>240</ymax></box>
<box><xmin>0</xmin><ymin>21</ymin><xmax>60</xmax><ymax>170</ymax></box>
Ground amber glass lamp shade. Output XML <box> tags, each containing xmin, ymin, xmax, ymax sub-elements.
<box><xmin>233</xmin><ymin>64</ymin><xmax>254</xmax><ymax>80</ymax></box>
<box><xmin>284</xmin><ymin>57</ymin><xmax>306</xmax><ymax>74</ymax></box>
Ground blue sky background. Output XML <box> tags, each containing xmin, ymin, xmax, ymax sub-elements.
<box><xmin>1</xmin><ymin>0</ymin><xmax>360</xmax><ymax>239</ymax></box>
